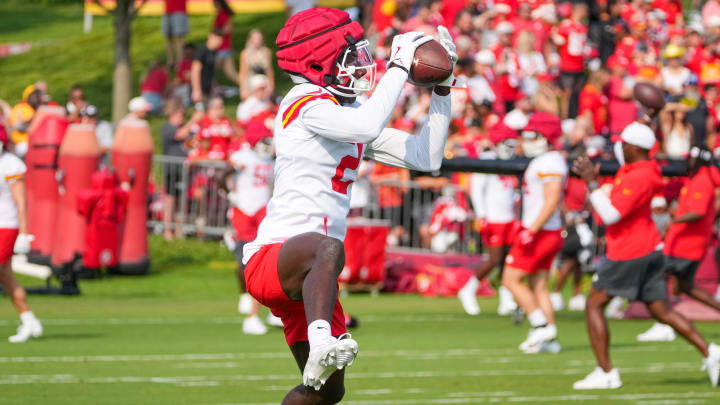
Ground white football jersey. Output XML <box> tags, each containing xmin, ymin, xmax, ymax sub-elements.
<box><xmin>521</xmin><ymin>150</ymin><xmax>567</xmax><ymax>231</ymax></box>
<box><xmin>0</xmin><ymin>152</ymin><xmax>27</xmax><ymax>229</ymax></box>
<box><xmin>229</xmin><ymin>148</ymin><xmax>273</xmax><ymax>215</ymax></box>
<box><xmin>242</xmin><ymin>68</ymin><xmax>451</xmax><ymax>264</ymax></box>
<box><xmin>470</xmin><ymin>171</ymin><xmax>518</xmax><ymax>224</ymax></box>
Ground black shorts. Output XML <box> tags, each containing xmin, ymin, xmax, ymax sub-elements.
<box><xmin>664</xmin><ymin>255</ymin><xmax>701</xmax><ymax>285</ymax></box>
<box><xmin>557</xmin><ymin>70</ymin><xmax>586</xmax><ymax>91</ymax></box>
<box><xmin>163</xmin><ymin>164</ymin><xmax>183</xmax><ymax>200</ymax></box>
<box><xmin>592</xmin><ymin>250</ymin><xmax>667</xmax><ymax>302</ymax></box>
<box><xmin>560</xmin><ymin>226</ymin><xmax>582</xmax><ymax>259</ymax></box>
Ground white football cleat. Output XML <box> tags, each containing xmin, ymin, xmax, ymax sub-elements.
<box><xmin>637</xmin><ymin>322</ymin><xmax>676</xmax><ymax>342</ymax></box>
<box><xmin>568</xmin><ymin>294</ymin><xmax>586</xmax><ymax>311</ymax></box>
<box><xmin>242</xmin><ymin>315</ymin><xmax>268</xmax><ymax>335</ymax></box>
<box><xmin>605</xmin><ymin>296</ymin><xmax>625</xmax><ymax>319</ymax></box>
<box><xmin>8</xmin><ymin>318</ymin><xmax>43</xmax><ymax>343</ymax></box>
<box><xmin>519</xmin><ymin>324</ymin><xmax>557</xmax><ymax>352</ymax></box>
<box><xmin>457</xmin><ymin>277</ymin><xmax>480</xmax><ymax>315</ymax></box>
<box><xmin>238</xmin><ymin>293</ymin><xmax>253</xmax><ymax>314</ymax></box>
<box><xmin>704</xmin><ymin>343</ymin><xmax>720</xmax><ymax>387</ymax></box>
<box><xmin>497</xmin><ymin>286</ymin><xmax>518</xmax><ymax>316</ymax></box>
<box><xmin>573</xmin><ymin>367</ymin><xmax>622</xmax><ymax>390</ymax></box>
<box><xmin>303</xmin><ymin>334</ymin><xmax>358</xmax><ymax>391</ymax></box>
<box><xmin>266</xmin><ymin>312</ymin><xmax>284</xmax><ymax>327</ymax></box>
<box><xmin>524</xmin><ymin>339</ymin><xmax>562</xmax><ymax>354</ymax></box>
<box><xmin>550</xmin><ymin>292</ymin><xmax>564</xmax><ymax>311</ymax></box>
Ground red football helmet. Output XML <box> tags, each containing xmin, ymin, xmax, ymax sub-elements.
<box><xmin>276</xmin><ymin>7</ymin><xmax>376</xmax><ymax>96</ymax></box>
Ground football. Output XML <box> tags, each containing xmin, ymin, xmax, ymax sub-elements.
<box><xmin>408</xmin><ymin>39</ymin><xmax>453</xmax><ymax>87</ymax></box>
<box><xmin>633</xmin><ymin>82</ymin><xmax>666</xmax><ymax>110</ymax></box>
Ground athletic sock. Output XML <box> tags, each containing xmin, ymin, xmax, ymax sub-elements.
<box><xmin>307</xmin><ymin>320</ymin><xmax>332</xmax><ymax>349</ymax></box>
<box><xmin>527</xmin><ymin>309</ymin><xmax>548</xmax><ymax>328</ymax></box>
<box><xmin>545</xmin><ymin>323</ymin><xmax>557</xmax><ymax>336</ymax></box>
<box><xmin>19</xmin><ymin>311</ymin><xmax>36</xmax><ymax>324</ymax></box>
<box><xmin>461</xmin><ymin>276</ymin><xmax>479</xmax><ymax>293</ymax></box>
<box><xmin>708</xmin><ymin>342</ymin><xmax>720</xmax><ymax>359</ymax></box>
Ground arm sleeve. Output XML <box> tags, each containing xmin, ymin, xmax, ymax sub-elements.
<box><xmin>364</xmin><ymin>91</ymin><xmax>451</xmax><ymax>171</ymax></box>
<box><xmin>589</xmin><ymin>188</ymin><xmax>622</xmax><ymax>225</ymax></box>
<box><xmin>300</xmin><ymin>68</ymin><xmax>408</xmax><ymax>144</ymax></box>
<box><xmin>470</xmin><ymin>173</ymin><xmax>488</xmax><ymax>219</ymax></box>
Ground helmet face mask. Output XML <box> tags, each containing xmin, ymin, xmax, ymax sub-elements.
<box><xmin>332</xmin><ymin>40</ymin><xmax>376</xmax><ymax>96</ymax></box>
<box><xmin>496</xmin><ymin>139</ymin><xmax>517</xmax><ymax>160</ymax></box>
<box><xmin>521</xmin><ymin>130</ymin><xmax>548</xmax><ymax>158</ymax></box>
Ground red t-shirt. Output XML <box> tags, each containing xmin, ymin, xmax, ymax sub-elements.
<box><xmin>556</xmin><ymin>19</ymin><xmax>587</xmax><ymax>73</ymax></box>
<box><xmin>607</xmin><ymin>77</ymin><xmax>637</xmax><ymax>136</ymax></box>
<box><xmin>140</xmin><ymin>67</ymin><xmax>168</xmax><ymax>94</ymax></box>
<box><xmin>214</xmin><ymin>11</ymin><xmax>232</xmax><ymax>51</ymax></box>
<box><xmin>194</xmin><ymin>115</ymin><xmax>234</xmax><ymax>153</ymax></box>
<box><xmin>605</xmin><ymin>160</ymin><xmax>663</xmax><ymax>261</ymax></box>
<box><xmin>165</xmin><ymin>0</ymin><xmax>187</xmax><ymax>14</ymax></box>
<box><xmin>176</xmin><ymin>58</ymin><xmax>192</xmax><ymax>84</ymax></box>
<box><xmin>564</xmin><ymin>177</ymin><xmax>587</xmax><ymax>212</ymax></box>
<box><xmin>579</xmin><ymin>83</ymin><xmax>608</xmax><ymax>135</ymax></box>
<box><xmin>663</xmin><ymin>166</ymin><xmax>719</xmax><ymax>260</ymax></box>
<box><xmin>491</xmin><ymin>44</ymin><xmax>520</xmax><ymax>102</ymax></box>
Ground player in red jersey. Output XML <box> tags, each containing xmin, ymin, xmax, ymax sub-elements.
<box><xmin>240</xmin><ymin>8</ymin><xmax>455</xmax><ymax>404</ymax></box>
<box><xmin>637</xmin><ymin>146</ymin><xmax>720</xmax><ymax>341</ymax></box>
<box><xmin>573</xmin><ymin>123</ymin><xmax>720</xmax><ymax>389</ymax></box>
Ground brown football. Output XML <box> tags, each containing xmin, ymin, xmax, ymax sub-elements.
<box><xmin>634</xmin><ymin>82</ymin><xmax>666</xmax><ymax>110</ymax></box>
<box><xmin>408</xmin><ymin>39</ymin><xmax>453</xmax><ymax>87</ymax></box>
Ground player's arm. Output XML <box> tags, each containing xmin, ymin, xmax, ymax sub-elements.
<box><xmin>190</xmin><ymin>60</ymin><xmax>203</xmax><ymax>103</ymax></box>
<box><xmin>364</xmin><ymin>90</ymin><xmax>451</xmax><ymax>171</ymax></box>
<box><xmin>673</xmin><ymin>179</ymin><xmax>714</xmax><ymax>223</ymax></box>
<box><xmin>527</xmin><ymin>179</ymin><xmax>563</xmax><ymax>232</ymax></box>
<box><xmin>301</xmin><ymin>68</ymin><xmax>409</xmax><ymax>143</ymax></box>
<box><xmin>574</xmin><ymin>155</ymin><xmax>623</xmax><ymax>225</ymax></box>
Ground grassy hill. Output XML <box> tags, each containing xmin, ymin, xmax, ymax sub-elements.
<box><xmin>0</xmin><ymin>2</ymin><xmax>288</xmax><ymax>122</ymax></box>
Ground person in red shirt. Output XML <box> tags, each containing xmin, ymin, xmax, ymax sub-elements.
<box><xmin>664</xmin><ymin>147</ymin><xmax>720</xmax><ymax>310</ymax></box>
<box><xmin>140</xmin><ymin>60</ymin><xmax>169</xmax><ymax>114</ymax></box>
<box><xmin>192</xmin><ymin>97</ymin><xmax>235</xmax><ymax>159</ymax></box>
<box><xmin>607</xmin><ymin>56</ymin><xmax>638</xmax><ymax>137</ymax></box>
<box><xmin>212</xmin><ymin>0</ymin><xmax>239</xmax><ymax>85</ymax></box>
<box><xmin>491</xmin><ymin>22</ymin><xmax>521</xmax><ymax>112</ymax></box>
<box><xmin>553</xmin><ymin>2</ymin><xmax>589</xmax><ymax>119</ymax></box>
<box><xmin>573</xmin><ymin>122</ymin><xmax>720</xmax><ymax>390</ymax></box>
<box><xmin>162</xmin><ymin>0</ymin><xmax>189</xmax><ymax>71</ymax></box>
<box><xmin>579</xmin><ymin>68</ymin><xmax>610</xmax><ymax>136</ymax></box>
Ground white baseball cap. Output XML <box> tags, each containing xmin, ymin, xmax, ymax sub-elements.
<box><xmin>651</xmin><ymin>195</ymin><xmax>667</xmax><ymax>209</ymax></box>
<box><xmin>128</xmin><ymin>96</ymin><xmax>152</xmax><ymax>112</ymax></box>
<box><xmin>474</xmin><ymin>49</ymin><xmax>495</xmax><ymax>65</ymax></box>
<box><xmin>620</xmin><ymin>122</ymin><xmax>656</xmax><ymax>150</ymax></box>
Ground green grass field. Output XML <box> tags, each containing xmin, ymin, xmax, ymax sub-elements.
<box><xmin>1</xmin><ymin>237</ymin><xmax>719</xmax><ymax>404</ymax></box>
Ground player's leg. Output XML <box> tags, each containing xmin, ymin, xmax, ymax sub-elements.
<box><xmin>502</xmin><ymin>266</ymin><xmax>537</xmax><ymax>315</ymax></box>
<box><xmin>645</xmin><ymin>300</ymin><xmax>709</xmax><ymax>356</ymax></box>
<box><xmin>552</xmin><ymin>257</ymin><xmax>576</xmax><ymax>310</ymax></box>
<box><xmin>276</xmin><ymin>232</ymin><xmax>358</xmax><ymax>392</ymax></box>
<box><xmin>0</xmin><ymin>261</ymin><xmax>42</xmax><ymax>343</ymax></box>
<box><xmin>680</xmin><ymin>280</ymin><xmax>720</xmax><ymax>312</ymax></box>
<box><xmin>458</xmin><ymin>245</ymin><xmax>505</xmax><ymax>315</ymax></box>
<box><xmin>282</xmin><ymin>341</ymin><xmax>346</xmax><ymax>405</ymax></box>
<box><xmin>574</xmin><ymin>287</ymin><xmax>622</xmax><ymax>389</ymax></box>
<box><xmin>585</xmin><ymin>288</ymin><xmax>613</xmax><ymax>371</ymax></box>
<box><xmin>529</xmin><ymin>271</ymin><xmax>554</xmax><ymax>325</ymax></box>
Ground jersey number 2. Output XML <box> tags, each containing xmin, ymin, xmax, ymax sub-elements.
<box><xmin>331</xmin><ymin>143</ymin><xmax>363</xmax><ymax>195</ymax></box>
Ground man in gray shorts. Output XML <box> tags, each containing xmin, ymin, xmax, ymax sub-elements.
<box><xmin>572</xmin><ymin>122</ymin><xmax>720</xmax><ymax>389</ymax></box>
<box><xmin>162</xmin><ymin>0</ymin><xmax>189</xmax><ymax>71</ymax></box>
<box><xmin>638</xmin><ymin>146</ymin><xmax>720</xmax><ymax>341</ymax></box>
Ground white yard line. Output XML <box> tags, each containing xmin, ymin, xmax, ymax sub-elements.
<box><xmin>207</xmin><ymin>391</ymin><xmax>720</xmax><ymax>405</ymax></box>
<box><xmin>0</xmin><ymin>345</ymin><xmax>691</xmax><ymax>364</ymax></box>
<box><xmin>0</xmin><ymin>362</ymin><xmax>703</xmax><ymax>385</ymax></box>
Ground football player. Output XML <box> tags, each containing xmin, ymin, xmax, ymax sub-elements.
<box><xmin>459</xmin><ymin>122</ymin><xmax>519</xmax><ymax>316</ymax></box>
<box><xmin>225</xmin><ymin>118</ymin><xmax>276</xmax><ymax>335</ymax></box>
<box><xmin>502</xmin><ymin>112</ymin><xmax>567</xmax><ymax>354</ymax></box>
<box><xmin>0</xmin><ymin>127</ymin><xmax>42</xmax><ymax>342</ymax></box>
<box><xmin>240</xmin><ymin>8</ymin><xmax>455</xmax><ymax>404</ymax></box>
<box><xmin>573</xmin><ymin>123</ymin><xmax>720</xmax><ymax>389</ymax></box>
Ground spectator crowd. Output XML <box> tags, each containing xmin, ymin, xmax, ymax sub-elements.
<box><xmin>1</xmin><ymin>0</ymin><xmax>720</xmax><ymax>265</ymax></box>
